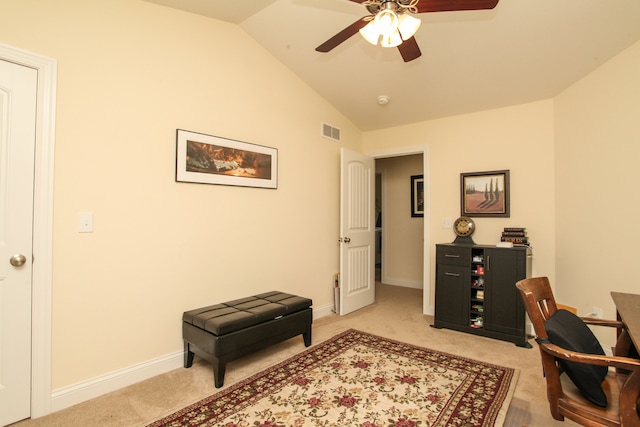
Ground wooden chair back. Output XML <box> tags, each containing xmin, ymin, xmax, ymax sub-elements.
<box><xmin>515</xmin><ymin>276</ymin><xmax>559</xmax><ymax>340</ymax></box>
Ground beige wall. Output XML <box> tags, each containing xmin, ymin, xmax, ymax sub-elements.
<box><xmin>2</xmin><ymin>0</ymin><xmax>639</xmax><ymax>407</ymax></box>
<box><xmin>555</xmin><ymin>40</ymin><xmax>640</xmax><ymax>347</ymax></box>
<box><xmin>376</xmin><ymin>155</ymin><xmax>424</xmax><ymax>287</ymax></box>
<box><xmin>364</xmin><ymin>100</ymin><xmax>556</xmax><ymax>313</ymax></box>
<box><xmin>364</xmin><ymin>40</ymin><xmax>640</xmax><ymax>350</ymax></box>
<box><xmin>0</xmin><ymin>0</ymin><xmax>361</xmax><ymax>390</ymax></box>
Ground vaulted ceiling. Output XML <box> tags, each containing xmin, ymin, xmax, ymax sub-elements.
<box><xmin>144</xmin><ymin>0</ymin><xmax>640</xmax><ymax>131</ymax></box>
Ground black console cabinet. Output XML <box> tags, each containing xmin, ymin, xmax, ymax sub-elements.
<box><xmin>433</xmin><ymin>243</ymin><xmax>532</xmax><ymax>347</ymax></box>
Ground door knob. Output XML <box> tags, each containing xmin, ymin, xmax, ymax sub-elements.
<box><xmin>343</xmin><ymin>237</ymin><xmax>351</xmax><ymax>243</ymax></box>
<box><xmin>10</xmin><ymin>254</ymin><xmax>27</xmax><ymax>267</ymax></box>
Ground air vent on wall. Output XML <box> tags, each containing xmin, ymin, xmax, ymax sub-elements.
<box><xmin>322</xmin><ymin>123</ymin><xmax>341</xmax><ymax>142</ymax></box>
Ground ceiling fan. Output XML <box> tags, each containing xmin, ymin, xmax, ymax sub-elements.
<box><xmin>316</xmin><ymin>0</ymin><xmax>499</xmax><ymax>62</ymax></box>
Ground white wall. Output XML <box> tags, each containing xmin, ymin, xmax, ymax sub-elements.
<box><xmin>0</xmin><ymin>0</ymin><xmax>362</xmax><ymax>393</ymax></box>
<box><xmin>555</xmin><ymin>40</ymin><xmax>640</xmax><ymax>347</ymax></box>
<box><xmin>364</xmin><ymin>100</ymin><xmax>556</xmax><ymax>312</ymax></box>
<box><xmin>2</xmin><ymin>0</ymin><xmax>639</xmax><ymax>412</ymax></box>
<box><xmin>364</xmin><ymin>40</ymin><xmax>640</xmax><ymax>352</ymax></box>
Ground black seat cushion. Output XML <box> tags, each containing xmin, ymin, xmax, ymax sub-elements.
<box><xmin>543</xmin><ymin>309</ymin><xmax>608</xmax><ymax>407</ymax></box>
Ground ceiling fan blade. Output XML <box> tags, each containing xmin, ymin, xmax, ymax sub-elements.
<box><xmin>415</xmin><ymin>0</ymin><xmax>499</xmax><ymax>13</ymax></box>
<box><xmin>398</xmin><ymin>37</ymin><xmax>422</xmax><ymax>62</ymax></box>
<box><xmin>316</xmin><ymin>17</ymin><xmax>370</xmax><ymax>53</ymax></box>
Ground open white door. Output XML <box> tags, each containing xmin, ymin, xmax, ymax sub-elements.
<box><xmin>339</xmin><ymin>148</ymin><xmax>375</xmax><ymax>315</ymax></box>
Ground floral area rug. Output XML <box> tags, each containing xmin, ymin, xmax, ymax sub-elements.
<box><xmin>148</xmin><ymin>329</ymin><xmax>518</xmax><ymax>427</ymax></box>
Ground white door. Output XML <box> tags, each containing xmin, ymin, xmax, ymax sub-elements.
<box><xmin>0</xmin><ymin>59</ymin><xmax>37</xmax><ymax>426</ymax></box>
<box><xmin>339</xmin><ymin>148</ymin><xmax>375</xmax><ymax>315</ymax></box>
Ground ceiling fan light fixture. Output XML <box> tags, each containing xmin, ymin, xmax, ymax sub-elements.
<box><xmin>359</xmin><ymin>2</ymin><xmax>406</xmax><ymax>47</ymax></box>
<box><xmin>398</xmin><ymin>13</ymin><xmax>421</xmax><ymax>40</ymax></box>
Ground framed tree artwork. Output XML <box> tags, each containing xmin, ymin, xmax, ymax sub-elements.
<box><xmin>460</xmin><ymin>170</ymin><xmax>510</xmax><ymax>217</ymax></box>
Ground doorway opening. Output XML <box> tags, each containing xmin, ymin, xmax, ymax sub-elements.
<box><xmin>374</xmin><ymin>153</ymin><xmax>424</xmax><ymax>305</ymax></box>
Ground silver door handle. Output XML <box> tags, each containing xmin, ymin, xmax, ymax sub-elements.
<box><xmin>10</xmin><ymin>254</ymin><xmax>27</xmax><ymax>267</ymax></box>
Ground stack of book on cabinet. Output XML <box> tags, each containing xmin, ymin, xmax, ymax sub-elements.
<box><xmin>501</xmin><ymin>227</ymin><xmax>529</xmax><ymax>246</ymax></box>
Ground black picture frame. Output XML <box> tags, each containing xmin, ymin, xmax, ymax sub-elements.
<box><xmin>411</xmin><ymin>175</ymin><xmax>424</xmax><ymax>217</ymax></box>
<box><xmin>460</xmin><ymin>170</ymin><xmax>510</xmax><ymax>217</ymax></box>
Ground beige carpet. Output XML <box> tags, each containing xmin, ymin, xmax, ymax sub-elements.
<box><xmin>11</xmin><ymin>283</ymin><xmax>578</xmax><ymax>426</ymax></box>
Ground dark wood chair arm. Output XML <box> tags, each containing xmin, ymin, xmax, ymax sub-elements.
<box><xmin>579</xmin><ymin>318</ymin><xmax>625</xmax><ymax>328</ymax></box>
<box><xmin>539</xmin><ymin>341</ymin><xmax>640</xmax><ymax>372</ymax></box>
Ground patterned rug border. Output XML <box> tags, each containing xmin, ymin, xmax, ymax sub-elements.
<box><xmin>148</xmin><ymin>329</ymin><xmax>519</xmax><ymax>427</ymax></box>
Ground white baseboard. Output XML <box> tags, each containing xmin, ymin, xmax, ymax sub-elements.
<box><xmin>48</xmin><ymin>306</ymin><xmax>334</xmax><ymax>414</ymax></box>
<box><xmin>526</xmin><ymin>321</ymin><xmax>535</xmax><ymax>337</ymax></box>
<box><xmin>382</xmin><ymin>277</ymin><xmax>423</xmax><ymax>289</ymax></box>
<box><xmin>425</xmin><ymin>305</ymin><xmax>435</xmax><ymax>316</ymax></box>
<box><xmin>50</xmin><ymin>350</ymin><xmax>184</xmax><ymax>413</ymax></box>
<box><xmin>313</xmin><ymin>302</ymin><xmax>334</xmax><ymax>319</ymax></box>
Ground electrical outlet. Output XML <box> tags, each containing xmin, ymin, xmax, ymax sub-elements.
<box><xmin>592</xmin><ymin>306</ymin><xmax>603</xmax><ymax>319</ymax></box>
<box><xmin>441</xmin><ymin>218</ymin><xmax>452</xmax><ymax>229</ymax></box>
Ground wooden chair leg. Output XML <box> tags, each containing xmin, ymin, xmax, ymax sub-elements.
<box><xmin>184</xmin><ymin>342</ymin><xmax>195</xmax><ymax>368</ymax></box>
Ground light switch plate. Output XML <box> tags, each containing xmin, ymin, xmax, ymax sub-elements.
<box><xmin>78</xmin><ymin>212</ymin><xmax>94</xmax><ymax>233</ymax></box>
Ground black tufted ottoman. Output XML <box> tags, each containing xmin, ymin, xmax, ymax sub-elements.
<box><xmin>182</xmin><ymin>291</ymin><xmax>312</xmax><ymax>387</ymax></box>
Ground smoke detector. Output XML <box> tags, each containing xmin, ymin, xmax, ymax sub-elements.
<box><xmin>377</xmin><ymin>95</ymin><xmax>390</xmax><ymax>106</ymax></box>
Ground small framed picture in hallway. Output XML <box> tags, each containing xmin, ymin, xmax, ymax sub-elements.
<box><xmin>411</xmin><ymin>174</ymin><xmax>424</xmax><ymax>217</ymax></box>
<box><xmin>461</xmin><ymin>170</ymin><xmax>510</xmax><ymax>217</ymax></box>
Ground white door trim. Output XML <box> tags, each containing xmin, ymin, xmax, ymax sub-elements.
<box><xmin>366</xmin><ymin>145</ymin><xmax>431</xmax><ymax>315</ymax></box>
<box><xmin>0</xmin><ymin>42</ymin><xmax>57</xmax><ymax>418</ymax></box>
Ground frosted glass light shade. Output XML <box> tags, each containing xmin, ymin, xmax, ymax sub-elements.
<box><xmin>398</xmin><ymin>14</ymin><xmax>421</xmax><ymax>40</ymax></box>
<box><xmin>359</xmin><ymin>21</ymin><xmax>380</xmax><ymax>45</ymax></box>
<box><xmin>380</xmin><ymin>30</ymin><xmax>402</xmax><ymax>48</ymax></box>
<box><xmin>373</xmin><ymin>9</ymin><xmax>399</xmax><ymax>35</ymax></box>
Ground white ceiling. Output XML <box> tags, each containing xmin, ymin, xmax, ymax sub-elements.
<box><xmin>144</xmin><ymin>0</ymin><xmax>640</xmax><ymax>131</ymax></box>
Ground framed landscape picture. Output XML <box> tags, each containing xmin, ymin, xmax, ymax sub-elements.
<box><xmin>176</xmin><ymin>129</ymin><xmax>277</xmax><ymax>189</ymax></box>
<box><xmin>460</xmin><ymin>170</ymin><xmax>509</xmax><ymax>217</ymax></box>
